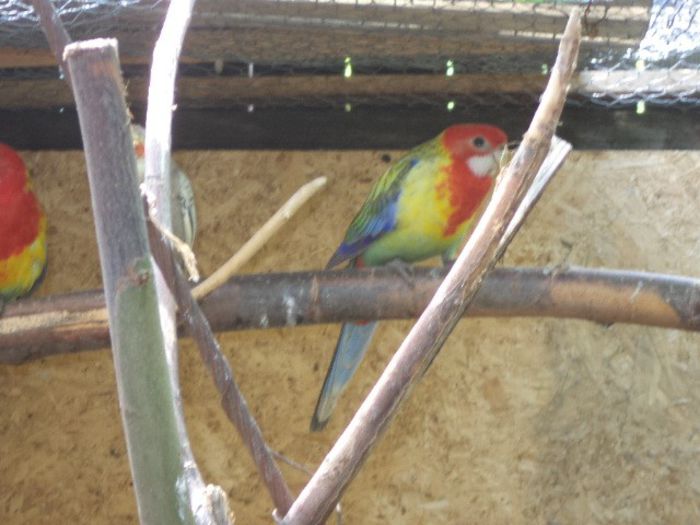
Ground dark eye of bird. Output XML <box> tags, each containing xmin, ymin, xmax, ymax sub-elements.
<box><xmin>473</xmin><ymin>136</ymin><xmax>486</xmax><ymax>149</ymax></box>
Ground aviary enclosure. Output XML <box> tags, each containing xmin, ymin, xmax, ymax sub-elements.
<box><xmin>0</xmin><ymin>0</ymin><xmax>699</xmax><ymax>523</ymax></box>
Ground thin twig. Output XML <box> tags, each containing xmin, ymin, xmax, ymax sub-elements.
<box><xmin>150</xmin><ymin>213</ymin><xmax>200</xmax><ymax>281</ymax></box>
<box><xmin>3</xmin><ymin>265</ymin><xmax>700</xmax><ymax>363</ymax></box>
<box><xmin>193</xmin><ymin>176</ymin><xmax>328</xmax><ymax>300</ymax></box>
<box><xmin>270</xmin><ymin>449</ymin><xmax>314</xmax><ymax>477</ymax></box>
<box><xmin>279</xmin><ymin>10</ymin><xmax>583</xmax><ymax>524</ymax></box>
<box><xmin>172</xmin><ymin>260</ymin><xmax>296</xmax><ymax>516</ymax></box>
<box><xmin>503</xmin><ymin>136</ymin><xmax>571</xmax><ymax>248</ymax></box>
<box><xmin>29</xmin><ymin>0</ymin><xmax>73</xmax><ymax>85</ymax></box>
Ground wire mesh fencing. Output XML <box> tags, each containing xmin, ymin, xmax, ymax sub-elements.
<box><xmin>0</xmin><ymin>0</ymin><xmax>698</xmax><ymax>109</ymax></box>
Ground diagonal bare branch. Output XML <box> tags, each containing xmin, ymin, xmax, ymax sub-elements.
<box><xmin>172</xmin><ymin>259</ymin><xmax>296</xmax><ymax>516</ymax></box>
<box><xmin>193</xmin><ymin>176</ymin><xmax>327</xmax><ymax>300</ymax></box>
<box><xmin>279</xmin><ymin>9</ymin><xmax>583</xmax><ymax>524</ymax></box>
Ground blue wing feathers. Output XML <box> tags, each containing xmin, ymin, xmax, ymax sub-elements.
<box><xmin>310</xmin><ymin>321</ymin><xmax>379</xmax><ymax>431</ymax></box>
<box><xmin>313</xmin><ymin>154</ymin><xmax>428</xmax><ymax>430</ymax></box>
<box><xmin>326</xmin><ymin>183</ymin><xmax>402</xmax><ymax>268</ymax></box>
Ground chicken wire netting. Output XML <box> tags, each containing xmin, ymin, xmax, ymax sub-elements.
<box><xmin>0</xmin><ymin>0</ymin><xmax>699</xmax><ymax>109</ymax></box>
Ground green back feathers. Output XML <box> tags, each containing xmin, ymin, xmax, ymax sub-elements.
<box><xmin>344</xmin><ymin>135</ymin><xmax>442</xmax><ymax>245</ymax></box>
<box><xmin>326</xmin><ymin>133</ymin><xmax>446</xmax><ymax>267</ymax></box>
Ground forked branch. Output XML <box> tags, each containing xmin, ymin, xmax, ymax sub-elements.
<box><xmin>280</xmin><ymin>10</ymin><xmax>583</xmax><ymax>524</ymax></box>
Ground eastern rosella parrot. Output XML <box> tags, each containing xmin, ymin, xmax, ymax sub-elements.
<box><xmin>130</xmin><ymin>124</ymin><xmax>197</xmax><ymax>248</ymax></box>
<box><xmin>311</xmin><ymin>124</ymin><xmax>508</xmax><ymax>431</ymax></box>
<box><xmin>0</xmin><ymin>143</ymin><xmax>47</xmax><ymax>303</ymax></box>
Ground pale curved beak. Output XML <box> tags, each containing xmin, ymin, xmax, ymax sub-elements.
<box><xmin>493</xmin><ymin>144</ymin><xmax>509</xmax><ymax>173</ymax></box>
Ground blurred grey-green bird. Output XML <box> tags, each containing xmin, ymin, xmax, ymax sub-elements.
<box><xmin>130</xmin><ymin>124</ymin><xmax>197</xmax><ymax>248</ymax></box>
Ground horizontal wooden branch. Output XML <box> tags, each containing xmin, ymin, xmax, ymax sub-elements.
<box><xmin>2</xmin><ymin>266</ymin><xmax>699</xmax><ymax>364</ymax></box>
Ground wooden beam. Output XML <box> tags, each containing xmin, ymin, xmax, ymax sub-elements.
<box><xmin>196</xmin><ymin>0</ymin><xmax>649</xmax><ymax>41</ymax></box>
<box><xmin>0</xmin><ymin>73</ymin><xmax>543</xmax><ymax>109</ymax></box>
<box><xmin>2</xmin><ymin>105</ymin><xmax>698</xmax><ymax>151</ymax></box>
<box><xmin>45</xmin><ymin>0</ymin><xmax>648</xmax><ymax>40</ymax></box>
<box><xmin>2</xmin><ymin>1</ymin><xmax>647</xmax><ymax>68</ymax></box>
<box><xmin>170</xmin><ymin>73</ymin><xmax>548</xmax><ymax>105</ymax></box>
<box><xmin>0</xmin><ymin>47</ymin><xmax>197</xmax><ymax>68</ymax></box>
<box><xmin>575</xmin><ymin>69</ymin><xmax>700</xmax><ymax>96</ymax></box>
<box><xmin>1</xmin><ymin>69</ymin><xmax>697</xmax><ymax>111</ymax></box>
<box><xmin>6</xmin><ymin>28</ymin><xmax>623</xmax><ymax>68</ymax></box>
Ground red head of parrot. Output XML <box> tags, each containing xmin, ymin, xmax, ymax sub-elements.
<box><xmin>438</xmin><ymin>124</ymin><xmax>508</xmax><ymax>236</ymax></box>
<box><xmin>0</xmin><ymin>143</ymin><xmax>47</xmax><ymax>300</ymax></box>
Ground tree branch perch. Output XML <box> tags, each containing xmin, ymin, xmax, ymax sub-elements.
<box><xmin>279</xmin><ymin>9</ymin><xmax>583</xmax><ymax>524</ymax></box>
<box><xmin>2</xmin><ymin>265</ymin><xmax>698</xmax><ymax>364</ymax></box>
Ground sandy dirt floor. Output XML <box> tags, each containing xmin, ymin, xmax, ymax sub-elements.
<box><xmin>1</xmin><ymin>148</ymin><xmax>700</xmax><ymax>524</ymax></box>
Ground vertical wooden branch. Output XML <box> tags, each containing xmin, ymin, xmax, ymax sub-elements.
<box><xmin>142</xmin><ymin>0</ymin><xmax>294</xmax><ymax>517</ymax></box>
<box><xmin>31</xmin><ymin>0</ymin><xmax>291</xmax><ymax>516</ymax></box>
<box><xmin>64</xmin><ymin>39</ymin><xmax>198</xmax><ymax>525</ymax></box>
<box><xmin>143</xmin><ymin>0</ymin><xmax>196</xmax><ymax>235</ymax></box>
<box><xmin>139</xmin><ymin>0</ymin><xmax>233</xmax><ymax>520</ymax></box>
<box><xmin>281</xmin><ymin>10</ymin><xmax>583</xmax><ymax>525</ymax></box>
<box><xmin>32</xmin><ymin>0</ymin><xmax>232</xmax><ymax>521</ymax></box>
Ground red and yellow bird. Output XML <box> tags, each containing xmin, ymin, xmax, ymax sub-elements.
<box><xmin>311</xmin><ymin>124</ymin><xmax>508</xmax><ymax>430</ymax></box>
<box><xmin>0</xmin><ymin>143</ymin><xmax>47</xmax><ymax>303</ymax></box>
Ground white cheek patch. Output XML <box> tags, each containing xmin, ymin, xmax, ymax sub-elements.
<box><xmin>467</xmin><ymin>153</ymin><xmax>497</xmax><ymax>178</ymax></box>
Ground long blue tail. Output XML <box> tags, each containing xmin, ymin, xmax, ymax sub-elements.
<box><xmin>310</xmin><ymin>320</ymin><xmax>378</xmax><ymax>431</ymax></box>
